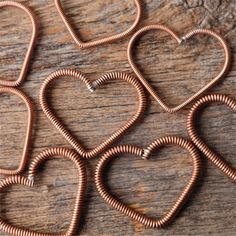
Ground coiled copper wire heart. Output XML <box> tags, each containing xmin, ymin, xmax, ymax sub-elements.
<box><xmin>127</xmin><ymin>25</ymin><xmax>230</xmax><ymax>113</ymax></box>
<box><xmin>187</xmin><ymin>94</ymin><xmax>236</xmax><ymax>182</ymax></box>
<box><xmin>54</xmin><ymin>0</ymin><xmax>142</xmax><ymax>48</ymax></box>
<box><xmin>0</xmin><ymin>147</ymin><xmax>87</xmax><ymax>236</ymax></box>
<box><xmin>39</xmin><ymin>69</ymin><xmax>146</xmax><ymax>159</ymax></box>
<box><xmin>95</xmin><ymin>136</ymin><xmax>201</xmax><ymax>228</ymax></box>
<box><xmin>0</xmin><ymin>1</ymin><xmax>38</xmax><ymax>87</ymax></box>
<box><xmin>0</xmin><ymin>87</ymin><xmax>33</xmax><ymax>175</ymax></box>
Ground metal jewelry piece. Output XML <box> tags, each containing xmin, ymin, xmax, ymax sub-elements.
<box><xmin>0</xmin><ymin>1</ymin><xmax>38</xmax><ymax>87</ymax></box>
<box><xmin>0</xmin><ymin>87</ymin><xmax>33</xmax><ymax>175</ymax></box>
<box><xmin>54</xmin><ymin>0</ymin><xmax>142</xmax><ymax>48</ymax></box>
<box><xmin>127</xmin><ymin>25</ymin><xmax>230</xmax><ymax>113</ymax></box>
<box><xmin>95</xmin><ymin>135</ymin><xmax>201</xmax><ymax>228</ymax></box>
<box><xmin>0</xmin><ymin>147</ymin><xmax>87</xmax><ymax>236</ymax></box>
<box><xmin>39</xmin><ymin>69</ymin><xmax>146</xmax><ymax>159</ymax></box>
<box><xmin>187</xmin><ymin>94</ymin><xmax>236</xmax><ymax>182</ymax></box>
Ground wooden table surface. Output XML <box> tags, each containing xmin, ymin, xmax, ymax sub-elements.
<box><xmin>0</xmin><ymin>0</ymin><xmax>235</xmax><ymax>235</ymax></box>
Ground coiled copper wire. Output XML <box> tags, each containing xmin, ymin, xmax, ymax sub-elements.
<box><xmin>127</xmin><ymin>25</ymin><xmax>230</xmax><ymax>113</ymax></box>
<box><xmin>0</xmin><ymin>147</ymin><xmax>87</xmax><ymax>236</ymax></box>
<box><xmin>0</xmin><ymin>1</ymin><xmax>38</xmax><ymax>87</ymax></box>
<box><xmin>0</xmin><ymin>87</ymin><xmax>34</xmax><ymax>176</ymax></box>
<box><xmin>39</xmin><ymin>69</ymin><xmax>146</xmax><ymax>159</ymax></box>
<box><xmin>54</xmin><ymin>0</ymin><xmax>142</xmax><ymax>48</ymax></box>
<box><xmin>187</xmin><ymin>94</ymin><xmax>236</xmax><ymax>182</ymax></box>
<box><xmin>95</xmin><ymin>135</ymin><xmax>201</xmax><ymax>228</ymax></box>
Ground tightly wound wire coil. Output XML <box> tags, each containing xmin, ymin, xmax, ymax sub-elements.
<box><xmin>0</xmin><ymin>1</ymin><xmax>38</xmax><ymax>87</ymax></box>
<box><xmin>0</xmin><ymin>147</ymin><xmax>87</xmax><ymax>236</ymax></box>
<box><xmin>54</xmin><ymin>0</ymin><xmax>142</xmax><ymax>48</ymax></box>
<box><xmin>187</xmin><ymin>94</ymin><xmax>236</xmax><ymax>182</ymax></box>
<box><xmin>95</xmin><ymin>135</ymin><xmax>201</xmax><ymax>228</ymax></box>
<box><xmin>0</xmin><ymin>87</ymin><xmax>34</xmax><ymax>175</ymax></box>
<box><xmin>127</xmin><ymin>25</ymin><xmax>230</xmax><ymax>113</ymax></box>
<box><xmin>39</xmin><ymin>69</ymin><xmax>147</xmax><ymax>159</ymax></box>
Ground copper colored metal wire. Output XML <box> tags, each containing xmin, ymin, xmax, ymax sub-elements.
<box><xmin>187</xmin><ymin>94</ymin><xmax>236</xmax><ymax>182</ymax></box>
<box><xmin>95</xmin><ymin>135</ymin><xmax>201</xmax><ymax>228</ymax></box>
<box><xmin>0</xmin><ymin>147</ymin><xmax>87</xmax><ymax>236</ymax></box>
<box><xmin>127</xmin><ymin>25</ymin><xmax>230</xmax><ymax>113</ymax></box>
<box><xmin>39</xmin><ymin>69</ymin><xmax>146</xmax><ymax>159</ymax></box>
<box><xmin>0</xmin><ymin>87</ymin><xmax>33</xmax><ymax>176</ymax></box>
<box><xmin>0</xmin><ymin>1</ymin><xmax>38</xmax><ymax>87</ymax></box>
<box><xmin>54</xmin><ymin>0</ymin><xmax>142</xmax><ymax>48</ymax></box>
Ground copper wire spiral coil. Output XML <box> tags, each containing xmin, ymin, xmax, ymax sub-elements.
<box><xmin>187</xmin><ymin>94</ymin><xmax>236</xmax><ymax>182</ymax></box>
<box><xmin>127</xmin><ymin>25</ymin><xmax>230</xmax><ymax>113</ymax></box>
<box><xmin>39</xmin><ymin>69</ymin><xmax>146</xmax><ymax>159</ymax></box>
<box><xmin>0</xmin><ymin>87</ymin><xmax>34</xmax><ymax>175</ymax></box>
<box><xmin>0</xmin><ymin>147</ymin><xmax>87</xmax><ymax>236</ymax></box>
<box><xmin>95</xmin><ymin>135</ymin><xmax>201</xmax><ymax>228</ymax></box>
<box><xmin>54</xmin><ymin>0</ymin><xmax>142</xmax><ymax>48</ymax></box>
<box><xmin>0</xmin><ymin>1</ymin><xmax>38</xmax><ymax>87</ymax></box>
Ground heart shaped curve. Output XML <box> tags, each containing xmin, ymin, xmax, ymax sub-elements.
<box><xmin>0</xmin><ymin>147</ymin><xmax>87</xmax><ymax>236</ymax></box>
<box><xmin>54</xmin><ymin>0</ymin><xmax>142</xmax><ymax>48</ymax></box>
<box><xmin>95</xmin><ymin>135</ymin><xmax>201</xmax><ymax>228</ymax></box>
<box><xmin>187</xmin><ymin>94</ymin><xmax>236</xmax><ymax>182</ymax></box>
<box><xmin>127</xmin><ymin>25</ymin><xmax>230</xmax><ymax>113</ymax></box>
<box><xmin>0</xmin><ymin>87</ymin><xmax>33</xmax><ymax>175</ymax></box>
<box><xmin>0</xmin><ymin>1</ymin><xmax>38</xmax><ymax>87</ymax></box>
<box><xmin>39</xmin><ymin>69</ymin><xmax>146</xmax><ymax>159</ymax></box>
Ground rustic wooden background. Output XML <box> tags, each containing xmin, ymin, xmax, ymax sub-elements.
<box><xmin>0</xmin><ymin>0</ymin><xmax>235</xmax><ymax>235</ymax></box>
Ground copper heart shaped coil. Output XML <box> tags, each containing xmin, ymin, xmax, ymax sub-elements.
<box><xmin>0</xmin><ymin>147</ymin><xmax>86</xmax><ymax>236</ymax></box>
<box><xmin>54</xmin><ymin>0</ymin><xmax>142</xmax><ymax>48</ymax></box>
<box><xmin>187</xmin><ymin>94</ymin><xmax>236</xmax><ymax>182</ymax></box>
<box><xmin>127</xmin><ymin>25</ymin><xmax>230</xmax><ymax>113</ymax></box>
<box><xmin>0</xmin><ymin>87</ymin><xmax>33</xmax><ymax>175</ymax></box>
<box><xmin>0</xmin><ymin>1</ymin><xmax>38</xmax><ymax>87</ymax></box>
<box><xmin>39</xmin><ymin>69</ymin><xmax>146</xmax><ymax>159</ymax></box>
<box><xmin>95</xmin><ymin>135</ymin><xmax>201</xmax><ymax>228</ymax></box>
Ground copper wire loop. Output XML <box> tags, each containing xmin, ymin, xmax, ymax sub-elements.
<box><xmin>39</xmin><ymin>69</ymin><xmax>146</xmax><ymax>159</ymax></box>
<box><xmin>127</xmin><ymin>25</ymin><xmax>230</xmax><ymax>113</ymax></box>
<box><xmin>0</xmin><ymin>147</ymin><xmax>87</xmax><ymax>236</ymax></box>
<box><xmin>54</xmin><ymin>0</ymin><xmax>142</xmax><ymax>48</ymax></box>
<box><xmin>95</xmin><ymin>135</ymin><xmax>201</xmax><ymax>228</ymax></box>
<box><xmin>187</xmin><ymin>94</ymin><xmax>236</xmax><ymax>182</ymax></box>
<box><xmin>0</xmin><ymin>1</ymin><xmax>38</xmax><ymax>87</ymax></box>
<box><xmin>0</xmin><ymin>87</ymin><xmax>34</xmax><ymax>176</ymax></box>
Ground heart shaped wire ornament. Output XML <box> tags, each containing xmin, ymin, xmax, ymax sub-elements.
<box><xmin>0</xmin><ymin>87</ymin><xmax>34</xmax><ymax>176</ymax></box>
<box><xmin>187</xmin><ymin>94</ymin><xmax>236</xmax><ymax>182</ymax></box>
<box><xmin>127</xmin><ymin>25</ymin><xmax>230</xmax><ymax>113</ymax></box>
<box><xmin>54</xmin><ymin>0</ymin><xmax>142</xmax><ymax>48</ymax></box>
<box><xmin>0</xmin><ymin>147</ymin><xmax>87</xmax><ymax>236</ymax></box>
<box><xmin>0</xmin><ymin>1</ymin><xmax>38</xmax><ymax>87</ymax></box>
<box><xmin>95</xmin><ymin>135</ymin><xmax>201</xmax><ymax>228</ymax></box>
<box><xmin>39</xmin><ymin>69</ymin><xmax>147</xmax><ymax>159</ymax></box>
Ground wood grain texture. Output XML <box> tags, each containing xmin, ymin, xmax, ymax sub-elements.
<box><xmin>0</xmin><ymin>0</ymin><xmax>235</xmax><ymax>235</ymax></box>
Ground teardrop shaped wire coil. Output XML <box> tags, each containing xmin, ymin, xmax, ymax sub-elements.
<box><xmin>54</xmin><ymin>0</ymin><xmax>142</xmax><ymax>48</ymax></box>
<box><xmin>0</xmin><ymin>87</ymin><xmax>34</xmax><ymax>175</ymax></box>
<box><xmin>0</xmin><ymin>1</ymin><xmax>39</xmax><ymax>87</ymax></box>
<box><xmin>187</xmin><ymin>94</ymin><xmax>236</xmax><ymax>182</ymax></box>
